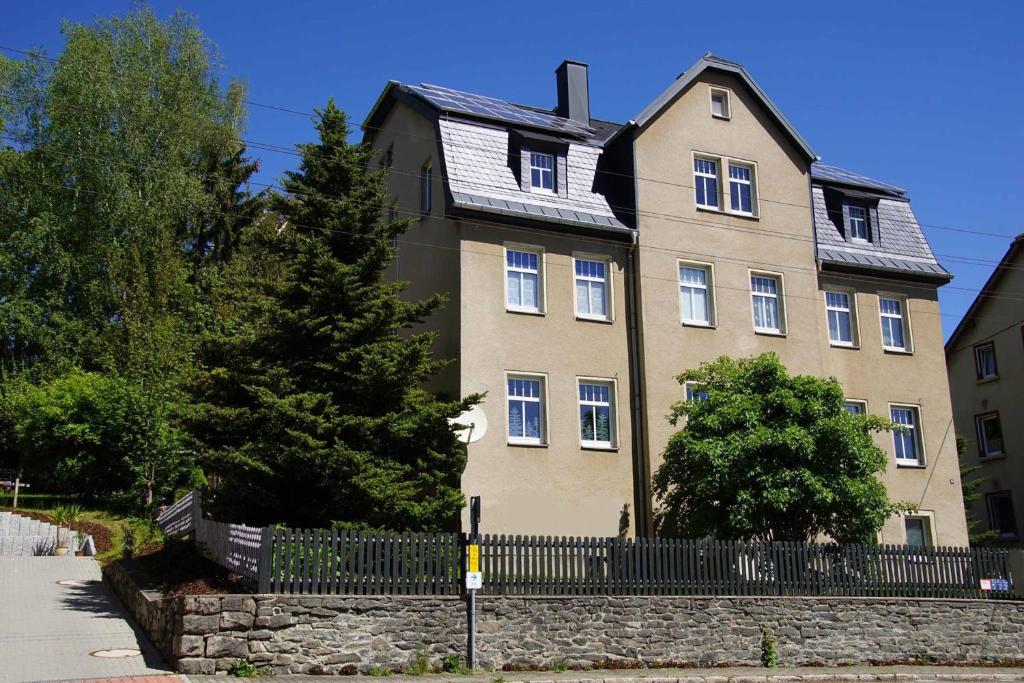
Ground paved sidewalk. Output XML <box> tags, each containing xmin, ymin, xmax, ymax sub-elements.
<box><xmin>190</xmin><ymin>667</ymin><xmax>1024</xmax><ymax>683</ymax></box>
<box><xmin>0</xmin><ymin>557</ymin><xmax>170</xmax><ymax>683</ymax></box>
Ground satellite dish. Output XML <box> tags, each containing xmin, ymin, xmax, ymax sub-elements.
<box><xmin>450</xmin><ymin>405</ymin><xmax>487</xmax><ymax>444</ymax></box>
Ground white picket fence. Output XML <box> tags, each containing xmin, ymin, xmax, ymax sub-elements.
<box><xmin>156</xmin><ymin>490</ymin><xmax>269</xmax><ymax>582</ymax></box>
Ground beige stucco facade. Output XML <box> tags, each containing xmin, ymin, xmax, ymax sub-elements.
<box><xmin>946</xmin><ymin>238</ymin><xmax>1024</xmax><ymax>546</ymax></box>
<box><xmin>367</xmin><ymin>63</ymin><xmax>969</xmax><ymax>545</ymax></box>
<box><xmin>627</xmin><ymin>69</ymin><xmax>966</xmax><ymax>545</ymax></box>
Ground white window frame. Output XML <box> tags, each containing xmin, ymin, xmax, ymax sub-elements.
<box><xmin>709</xmin><ymin>86</ymin><xmax>731</xmax><ymax>119</ymax></box>
<box><xmin>903</xmin><ymin>512</ymin><xmax>935</xmax><ymax>548</ymax></box>
<box><xmin>890</xmin><ymin>404</ymin><xmax>925</xmax><ymax>467</ymax></box>
<box><xmin>685</xmin><ymin>381</ymin><xmax>709</xmax><ymax>403</ymax></box>
<box><xmin>573</xmin><ymin>254</ymin><xmax>612</xmax><ymax>322</ymax></box>
<box><xmin>728</xmin><ymin>162</ymin><xmax>756</xmax><ymax>216</ymax></box>
<box><xmin>577</xmin><ymin>377</ymin><xmax>617</xmax><ymax>450</ymax></box>
<box><xmin>976</xmin><ymin>412</ymin><xmax>1004</xmax><ymax>458</ymax></box>
<box><xmin>843</xmin><ymin>399</ymin><xmax>867</xmax><ymax>415</ymax></box>
<box><xmin>503</xmin><ymin>244</ymin><xmax>545</xmax><ymax>315</ymax></box>
<box><xmin>693</xmin><ymin>156</ymin><xmax>720</xmax><ymax>209</ymax></box>
<box><xmin>848</xmin><ymin>204</ymin><xmax>869</xmax><ymax>242</ymax></box>
<box><xmin>824</xmin><ymin>290</ymin><xmax>858</xmax><ymax>347</ymax></box>
<box><xmin>529</xmin><ymin>152</ymin><xmax>555</xmax><ymax>194</ymax></box>
<box><xmin>879</xmin><ymin>295</ymin><xmax>912</xmax><ymax>353</ymax></box>
<box><xmin>749</xmin><ymin>271</ymin><xmax>786</xmax><ymax>335</ymax></box>
<box><xmin>678</xmin><ymin>261</ymin><xmax>715</xmax><ymax>327</ymax></box>
<box><xmin>506</xmin><ymin>372</ymin><xmax>547</xmax><ymax>446</ymax></box>
<box><xmin>420</xmin><ymin>161</ymin><xmax>432</xmax><ymax>214</ymax></box>
<box><xmin>974</xmin><ymin>342</ymin><xmax>998</xmax><ymax>380</ymax></box>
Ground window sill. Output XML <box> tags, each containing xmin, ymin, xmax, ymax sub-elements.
<box><xmin>829</xmin><ymin>342</ymin><xmax>860</xmax><ymax>350</ymax></box>
<box><xmin>979</xmin><ymin>453</ymin><xmax>1007</xmax><ymax>462</ymax></box>
<box><xmin>883</xmin><ymin>347</ymin><xmax>913</xmax><ymax>356</ymax></box>
<box><xmin>530</xmin><ymin>188</ymin><xmax>556</xmax><ymax>196</ymax></box>
<box><xmin>711</xmin><ymin>113</ymin><xmax>731</xmax><ymax>121</ymax></box>
<box><xmin>576</xmin><ymin>315</ymin><xmax>614</xmax><ymax>325</ymax></box>
<box><xmin>896</xmin><ymin>462</ymin><xmax>926</xmax><ymax>469</ymax></box>
<box><xmin>977</xmin><ymin>375</ymin><xmax>999</xmax><ymax>384</ymax></box>
<box><xmin>696</xmin><ymin>205</ymin><xmax>760</xmax><ymax>221</ymax></box>
<box><xmin>507</xmin><ymin>441</ymin><xmax>548</xmax><ymax>449</ymax></box>
<box><xmin>582</xmin><ymin>445</ymin><xmax>618</xmax><ymax>453</ymax></box>
<box><xmin>754</xmin><ymin>329</ymin><xmax>787</xmax><ymax>338</ymax></box>
<box><xmin>507</xmin><ymin>308</ymin><xmax>545</xmax><ymax>317</ymax></box>
<box><xmin>682</xmin><ymin>321</ymin><xmax>716</xmax><ymax>329</ymax></box>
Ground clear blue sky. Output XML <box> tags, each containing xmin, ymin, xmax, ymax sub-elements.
<box><xmin>5</xmin><ymin>1</ymin><xmax>1022</xmax><ymax>340</ymax></box>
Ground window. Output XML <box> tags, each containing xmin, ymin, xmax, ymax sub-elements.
<box><xmin>825</xmin><ymin>291</ymin><xmax>856</xmax><ymax>346</ymax></box>
<box><xmin>530</xmin><ymin>152</ymin><xmax>554</xmax><ymax>193</ymax></box>
<box><xmin>694</xmin><ymin>158</ymin><xmax>719</xmax><ymax>209</ymax></box>
<box><xmin>848</xmin><ymin>205</ymin><xmax>869</xmax><ymax>241</ymax></box>
<box><xmin>505</xmin><ymin>248</ymin><xmax>542</xmax><ymax>313</ymax></box>
<box><xmin>750</xmin><ymin>273</ymin><xmax>784</xmax><ymax>334</ymax></box>
<box><xmin>843</xmin><ymin>400</ymin><xmax>866</xmax><ymax>415</ymax></box>
<box><xmin>975</xmin><ymin>343</ymin><xmax>998</xmax><ymax>380</ymax></box>
<box><xmin>383</xmin><ymin>145</ymin><xmax>393</xmax><ymax>169</ymax></box>
<box><xmin>679</xmin><ymin>263</ymin><xmax>713</xmax><ymax>326</ymax></box>
<box><xmin>891</xmin><ymin>405</ymin><xmax>923</xmax><ymax>466</ymax></box>
<box><xmin>728</xmin><ymin>163</ymin><xmax>754</xmax><ymax>214</ymax></box>
<box><xmin>574</xmin><ymin>258</ymin><xmax>609</xmax><ymax>320</ymax></box>
<box><xmin>420</xmin><ymin>162</ymin><xmax>432</xmax><ymax>213</ymax></box>
<box><xmin>904</xmin><ymin>516</ymin><xmax>932</xmax><ymax>548</ymax></box>
<box><xmin>579</xmin><ymin>381</ymin><xmax>614</xmax><ymax>448</ymax></box>
<box><xmin>388</xmin><ymin>208</ymin><xmax>399</xmax><ymax>249</ymax></box>
<box><xmin>685</xmin><ymin>382</ymin><xmax>709</xmax><ymax>402</ymax></box>
<box><xmin>879</xmin><ymin>296</ymin><xmax>909</xmax><ymax>351</ymax></box>
<box><xmin>710</xmin><ymin>88</ymin><xmax>730</xmax><ymax>119</ymax></box>
<box><xmin>987</xmin><ymin>493</ymin><xmax>1018</xmax><ymax>538</ymax></box>
<box><xmin>976</xmin><ymin>413</ymin><xmax>1004</xmax><ymax>457</ymax></box>
<box><xmin>507</xmin><ymin>375</ymin><xmax>544</xmax><ymax>445</ymax></box>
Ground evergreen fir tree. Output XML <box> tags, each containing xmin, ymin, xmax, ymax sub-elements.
<box><xmin>194</xmin><ymin>102</ymin><xmax>479</xmax><ymax>530</ymax></box>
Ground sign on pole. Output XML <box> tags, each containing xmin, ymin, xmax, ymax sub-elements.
<box><xmin>468</xmin><ymin>544</ymin><xmax>480</xmax><ymax>572</ymax></box>
<box><xmin>465</xmin><ymin>571</ymin><xmax>482</xmax><ymax>590</ymax></box>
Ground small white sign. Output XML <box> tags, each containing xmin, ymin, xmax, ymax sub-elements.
<box><xmin>979</xmin><ymin>578</ymin><xmax>992</xmax><ymax>591</ymax></box>
<box><xmin>465</xmin><ymin>571</ymin><xmax>482</xmax><ymax>590</ymax></box>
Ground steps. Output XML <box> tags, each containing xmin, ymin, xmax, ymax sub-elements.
<box><xmin>0</xmin><ymin>510</ymin><xmax>85</xmax><ymax>556</ymax></box>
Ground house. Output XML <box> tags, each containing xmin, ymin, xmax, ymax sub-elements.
<box><xmin>363</xmin><ymin>55</ymin><xmax>969</xmax><ymax>546</ymax></box>
<box><xmin>946</xmin><ymin>235</ymin><xmax>1024</xmax><ymax>545</ymax></box>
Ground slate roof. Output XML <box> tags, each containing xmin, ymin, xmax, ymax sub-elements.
<box><xmin>811</xmin><ymin>163</ymin><xmax>906</xmax><ymax>196</ymax></box>
<box><xmin>811</xmin><ymin>171</ymin><xmax>951</xmax><ymax>281</ymax></box>
<box><xmin>439</xmin><ymin>118</ymin><xmax>629</xmax><ymax>234</ymax></box>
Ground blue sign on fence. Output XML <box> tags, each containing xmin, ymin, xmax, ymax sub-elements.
<box><xmin>991</xmin><ymin>578</ymin><xmax>1011</xmax><ymax>592</ymax></box>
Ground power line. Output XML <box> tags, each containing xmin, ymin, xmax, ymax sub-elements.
<box><xmin>13</xmin><ymin>169</ymin><xmax>1024</xmax><ymax>328</ymax></box>
<box><xmin>0</xmin><ymin>43</ymin><xmax>1019</xmax><ymax>243</ymax></box>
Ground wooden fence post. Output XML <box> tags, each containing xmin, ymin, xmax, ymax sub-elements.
<box><xmin>257</xmin><ymin>526</ymin><xmax>275</xmax><ymax>593</ymax></box>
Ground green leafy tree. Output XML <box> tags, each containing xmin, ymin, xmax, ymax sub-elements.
<box><xmin>0</xmin><ymin>7</ymin><xmax>258</xmax><ymax>510</ymax></box>
<box><xmin>191</xmin><ymin>102</ymin><xmax>479</xmax><ymax>530</ymax></box>
<box><xmin>653</xmin><ymin>353</ymin><xmax>914</xmax><ymax>543</ymax></box>
<box><xmin>5</xmin><ymin>369</ymin><xmax>190</xmax><ymax>510</ymax></box>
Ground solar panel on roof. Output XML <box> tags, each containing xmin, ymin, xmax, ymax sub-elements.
<box><xmin>811</xmin><ymin>162</ymin><xmax>905</xmax><ymax>194</ymax></box>
<box><xmin>407</xmin><ymin>84</ymin><xmax>595</xmax><ymax>137</ymax></box>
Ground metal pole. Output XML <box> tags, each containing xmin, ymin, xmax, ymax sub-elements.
<box><xmin>467</xmin><ymin>496</ymin><xmax>481</xmax><ymax>671</ymax></box>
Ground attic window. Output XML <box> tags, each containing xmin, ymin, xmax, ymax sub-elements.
<box><xmin>848</xmin><ymin>205</ymin><xmax>869</xmax><ymax>241</ymax></box>
<box><xmin>530</xmin><ymin>152</ymin><xmax>555</xmax><ymax>193</ymax></box>
<box><xmin>710</xmin><ymin>87</ymin><xmax>730</xmax><ymax>119</ymax></box>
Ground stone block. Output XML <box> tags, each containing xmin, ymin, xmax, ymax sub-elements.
<box><xmin>221</xmin><ymin>610</ymin><xmax>255</xmax><ymax>631</ymax></box>
<box><xmin>182</xmin><ymin>614</ymin><xmax>220</xmax><ymax>635</ymax></box>
<box><xmin>176</xmin><ymin>657</ymin><xmax>216</xmax><ymax>675</ymax></box>
<box><xmin>206</xmin><ymin>635</ymin><xmax>248</xmax><ymax>658</ymax></box>
<box><xmin>172</xmin><ymin>634</ymin><xmax>204</xmax><ymax>657</ymax></box>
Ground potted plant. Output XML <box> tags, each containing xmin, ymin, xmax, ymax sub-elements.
<box><xmin>52</xmin><ymin>504</ymin><xmax>82</xmax><ymax>556</ymax></box>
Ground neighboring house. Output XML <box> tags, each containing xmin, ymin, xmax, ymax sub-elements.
<box><xmin>363</xmin><ymin>55</ymin><xmax>969</xmax><ymax>546</ymax></box>
<box><xmin>946</xmin><ymin>235</ymin><xmax>1024</xmax><ymax>546</ymax></box>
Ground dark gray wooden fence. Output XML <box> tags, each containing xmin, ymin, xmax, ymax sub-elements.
<box><xmin>262</xmin><ymin>530</ymin><xmax>1020</xmax><ymax>599</ymax></box>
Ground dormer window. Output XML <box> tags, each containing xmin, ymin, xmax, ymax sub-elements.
<box><xmin>710</xmin><ymin>87</ymin><xmax>731</xmax><ymax>119</ymax></box>
<box><xmin>848</xmin><ymin>205</ymin><xmax>869</xmax><ymax>241</ymax></box>
<box><xmin>530</xmin><ymin>152</ymin><xmax>555</xmax><ymax>193</ymax></box>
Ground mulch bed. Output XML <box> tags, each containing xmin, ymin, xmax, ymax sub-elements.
<box><xmin>130</xmin><ymin>540</ymin><xmax>255</xmax><ymax>596</ymax></box>
<box><xmin>1</xmin><ymin>507</ymin><xmax>114</xmax><ymax>554</ymax></box>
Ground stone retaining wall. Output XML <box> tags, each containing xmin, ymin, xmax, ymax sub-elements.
<box><xmin>104</xmin><ymin>562</ymin><xmax>1024</xmax><ymax>675</ymax></box>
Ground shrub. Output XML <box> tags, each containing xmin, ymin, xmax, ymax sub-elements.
<box><xmin>367</xmin><ymin>665</ymin><xmax>393</xmax><ymax>677</ymax></box>
<box><xmin>227</xmin><ymin>659</ymin><xmax>259</xmax><ymax>677</ymax></box>
<box><xmin>403</xmin><ymin>645</ymin><xmax>431</xmax><ymax>676</ymax></box>
<box><xmin>442</xmin><ymin>654</ymin><xmax>472</xmax><ymax>675</ymax></box>
<box><xmin>552</xmin><ymin>660</ymin><xmax>569</xmax><ymax>673</ymax></box>
<box><xmin>761</xmin><ymin>626</ymin><xmax>779</xmax><ymax>668</ymax></box>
